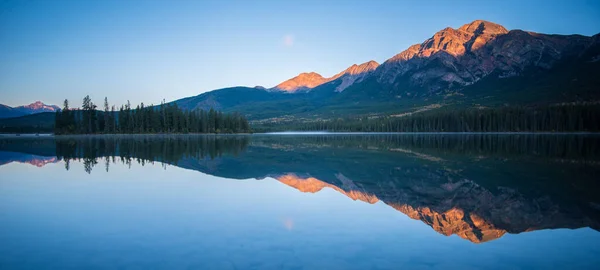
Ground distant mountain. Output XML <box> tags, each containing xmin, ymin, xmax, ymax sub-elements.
<box><xmin>0</xmin><ymin>151</ymin><xmax>58</xmax><ymax>167</ymax></box>
<box><xmin>273</xmin><ymin>60</ymin><xmax>379</xmax><ymax>92</ymax></box>
<box><xmin>0</xmin><ymin>101</ymin><xmax>60</xmax><ymax>119</ymax></box>
<box><xmin>171</xmin><ymin>20</ymin><xmax>600</xmax><ymax>121</ymax></box>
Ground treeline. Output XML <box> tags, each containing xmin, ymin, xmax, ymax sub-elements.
<box><xmin>257</xmin><ymin>105</ymin><xmax>600</xmax><ymax>133</ymax></box>
<box><xmin>54</xmin><ymin>96</ymin><xmax>251</xmax><ymax>134</ymax></box>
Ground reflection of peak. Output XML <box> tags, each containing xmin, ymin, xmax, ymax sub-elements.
<box><xmin>389</xmin><ymin>204</ymin><xmax>506</xmax><ymax>243</ymax></box>
<box><xmin>275</xmin><ymin>174</ymin><xmax>379</xmax><ymax>204</ymax></box>
<box><xmin>26</xmin><ymin>157</ymin><xmax>58</xmax><ymax>167</ymax></box>
<box><xmin>275</xmin><ymin>173</ymin><xmax>506</xmax><ymax>243</ymax></box>
<box><xmin>0</xmin><ymin>152</ymin><xmax>58</xmax><ymax>168</ymax></box>
<box><xmin>274</xmin><ymin>172</ymin><xmax>598</xmax><ymax>244</ymax></box>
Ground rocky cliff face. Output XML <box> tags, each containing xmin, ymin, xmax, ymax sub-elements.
<box><xmin>330</xmin><ymin>60</ymin><xmax>379</xmax><ymax>92</ymax></box>
<box><xmin>376</xmin><ymin>20</ymin><xmax>597</xmax><ymax>93</ymax></box>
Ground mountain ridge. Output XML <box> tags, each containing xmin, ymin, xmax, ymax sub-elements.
<box><xmin>272</xmin><ymin>60</ymin><xmax>380</xmax><ymax>92</ymax></box>
<box><xmin>0</xmin><ymin>101</ymin><xmax>60</xmax><ymax>119</ymax></box>
<box><xmin>166</xmin><ymin>19</ymin><xmax>599</xmax><ymax>122</ymax></box>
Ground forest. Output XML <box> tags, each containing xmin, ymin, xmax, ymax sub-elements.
<box><xmin>255</xmin><ymin>104</ymin><xmax>600</xmax><ymax>133</ymax></box>
<box><xmin>54</xmin><ymin>96</ymin><xmax>251</xmax><ymax>134</ymax></box>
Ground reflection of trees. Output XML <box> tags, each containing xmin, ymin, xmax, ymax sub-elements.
<box><xmin>55</xmin><ymin>135</ymin><xmax>250</xmax><ymax>173</ymax></box>
<box><xmin>251</xmin><ymin>134</ymin><xmax>600</xmax><ymax>161</ymax></box>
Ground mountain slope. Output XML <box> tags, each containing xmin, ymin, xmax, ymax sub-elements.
<box><xmin>0</xmin><ymin>112</ymin><xmax>56</xmax><ymax>133</ymax></box>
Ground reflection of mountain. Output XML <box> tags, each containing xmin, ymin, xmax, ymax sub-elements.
<box><xmin>275</xmin><ymin>174</ymin><xmax>379</xmax><ymax>204</ymax></box>
<box><xmin>1</xmin><ymin>135</ymin><xmax>599</xmax><ymax>243</ymax></box>
<box><xmin>0</xmin><ymin>151</ymin><xmax>58</xmax><ymax>167</ymax></box>
<box><xmin>274</xmin><ymin>172</ymin><xmax>598</xmax><ymax>243</ymax></box>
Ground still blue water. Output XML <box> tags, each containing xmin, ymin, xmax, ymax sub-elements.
<box><xmin>0</xmin><ymin>134</ymin><xmax>599</xmax><ymax>269</ymax></box>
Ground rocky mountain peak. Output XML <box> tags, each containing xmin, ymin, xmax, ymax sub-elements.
<box><xmin>273</xmin><ymin>61</ymin><xmax>380</xmax><ymax>93</ymax></box>
<box><xmin>274</xmin><ymin>72</ymin><xmax>328</xmax><ymax>92</ymax></box>
<box><xmin>344</xmin><ymin>60</ymin><xmax>379</xmax><ymax>76</ymax></box>
<box><xmin>21</xmin><ymin>101</ymin><xmax>60</xmax><ymax>111</ymax></box>
<box><xmin>332</xmin><ymin>60</ymin><xmax>380</xmax><ymax>79</ymax></box>
<box><xmin>0</xmin><ymin>101</ymin><xmax>61</xmax><ymax>118</ymax></box>
<box><xmin>387</xmin><ymin>20</ymin><xmax>509</xmax><ymax>63</ymax></box>
<box><xmin>329</xmin><ymin>60</ymin><xmax>381</xmax><ymax>92</ymax></box>
<box><xmin>377</xmin><ymin>19</ymin><xmax>596</xmax><ymax>91</ymax></box>
<box><xmin>458</xmin><ymin>20</ymin><xmax>508</xmax><ymax>35</ymax></box>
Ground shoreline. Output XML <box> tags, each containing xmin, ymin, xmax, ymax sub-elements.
<box><xmin>1</xmin><ymin>131</ymin><xmax>600</xmax><ymax>138</ymax></box>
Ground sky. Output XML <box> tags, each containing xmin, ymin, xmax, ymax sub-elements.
<box><xmin>1</xmin><ymin>0</ymin><xmax>599</xmax><ymax>108</ymax></box>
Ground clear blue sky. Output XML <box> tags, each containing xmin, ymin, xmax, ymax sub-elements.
<box><xmin>1</xmin><ymin>0</ymin><xmax>599</xmax><ymax>108</ymax></box>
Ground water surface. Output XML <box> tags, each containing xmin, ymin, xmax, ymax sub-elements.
<box><xmin>1</xmin><ymin>134</ymin><xmax>599</xmax><ymax>269</ymax></box>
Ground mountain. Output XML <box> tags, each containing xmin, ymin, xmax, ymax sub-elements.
<box><xmin>376</xmin><ymin>20</ymin><xmax>595</xmax><ymax>93</ymax></box>
<box><xmin>0</xmin><ymin>101</ymin><xmax>60</xmax><ymax>119</ymax></box>
<box><xmin>170</xmin><ymin>20</ymin><xmax>600</xmax><ymax>122</ymax></box>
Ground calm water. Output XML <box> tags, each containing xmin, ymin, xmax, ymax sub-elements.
<box><xmin>1</xmin><ymin>134</ymin><xmax>599</xmax><ymax>269</ymax></box>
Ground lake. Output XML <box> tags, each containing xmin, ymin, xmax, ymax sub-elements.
<box><xmin>1</xmin><ymin>134</ymin><xmax>599</xmax><ymax>269</ymax></box>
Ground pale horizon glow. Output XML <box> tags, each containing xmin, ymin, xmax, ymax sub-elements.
<box><xmin>1</xmin><ymin>0</ymin><xmax>599</xmax><ymax>108</ymax></box>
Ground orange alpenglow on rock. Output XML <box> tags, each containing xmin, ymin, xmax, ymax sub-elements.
<box><xmin>274</xmin><ymin>173</ymin><xmax>510</xmax><ymax>243</ymax></box>
<box><xmin>274</xmin><ymin>72</ymin><xmax>329</xmax><ymax>92</ymax></box>
<box><xmin>275</xmin><ymin>174</ymin><xmax>379</xmax><ymax>204</ymax></box>
<box><xmin>272</xmin><ymin>60</ymin><xmax>379</xmax><ymax>92</ymax></box>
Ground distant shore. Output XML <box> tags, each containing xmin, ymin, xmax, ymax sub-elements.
<box><xmin>1</xmin><ymin>131</ymin><xmax>600</xmax><ymax>138</ymax></box>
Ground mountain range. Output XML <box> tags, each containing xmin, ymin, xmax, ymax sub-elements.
<box><xmin>172</xmin><ymin>20</ymin><xmax>600</xmax><ymax>122</ymax></box>
<box><xmin>0</xmin><ymin>101</ymin><xmax>60</xmax><ymax>119</ymax></box>
<box><xmin>1</xmin><ymin>20</ymin><xmax>598</xmax><ymax>125</ymax></box>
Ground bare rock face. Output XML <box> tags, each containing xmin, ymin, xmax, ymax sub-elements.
<box><xmin>376</xmin><ymin>20</ymin><xmax>596</xmax><ymax>93</ymax></box>
<box><xmin>330</xmin><ymin>60</ymin><xmax>379</xmax><ymax>92</ymax></box>
<box><xmin>272</xmin><ymin>61</ymin><xmax>379</xmax><ymax>92</ymax></box>
<box><xmin>274</xmin><ymin>72</ymin><xmax>329</xmax><ymax>92</ymax></box>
